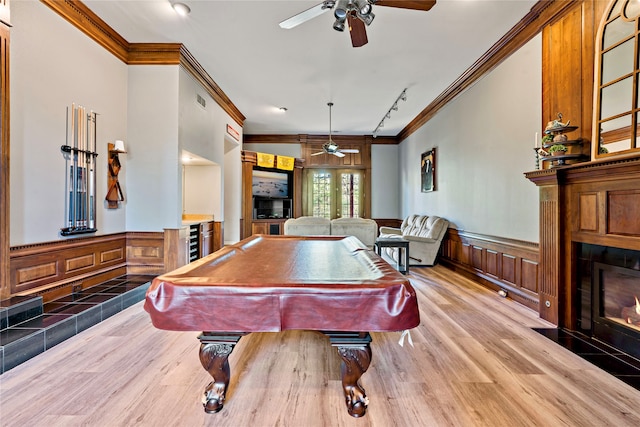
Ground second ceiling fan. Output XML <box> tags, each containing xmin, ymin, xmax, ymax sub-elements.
<box><xmin>279</xmin><ymin>0</ymin><xmax>436</xmax><ymax>48</ymax></box>
<box><xmin>311</xmin><ymin>102</ymin><xmax>359</xmax><ymax>158</ymax></box>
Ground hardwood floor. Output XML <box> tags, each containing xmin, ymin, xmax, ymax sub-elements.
<box><xmin>1</xmin><ymin>265</ymin><xmax>639</xmax><ymax>426</ymax></box>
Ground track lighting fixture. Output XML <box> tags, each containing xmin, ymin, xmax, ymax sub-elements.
<box><xmin>372</xmin><ymin>88</ymin><xmax>408</xmax><ymax>138</ymax></box>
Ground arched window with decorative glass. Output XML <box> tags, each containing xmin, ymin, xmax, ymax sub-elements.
<box><xmin>594</xmin><ymin>0</ymin><xmax>640</xmax><ymax>158</ymax></box>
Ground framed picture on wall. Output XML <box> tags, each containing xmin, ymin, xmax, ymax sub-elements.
<box><xmin>421</xmin><ymin>148</ymin><xmax>436</xmax><ymax>192</ymax></box>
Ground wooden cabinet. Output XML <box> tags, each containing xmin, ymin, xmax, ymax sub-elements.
<box><xmin>241</xmin><ymin>151</ymin><xmax>304</xmax><ymax>239</ymax></box>
<box><xmin>251</xmin><ymin>219</ymin><xmax>285</xmax><ymax>235</ymax></box>
<box><xmin>199</xmin><ymin>221</ymin><xmax>214</xmax><ymax>257</ymax></box>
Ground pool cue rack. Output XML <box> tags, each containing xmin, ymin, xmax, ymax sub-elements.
<box><xmin>60</xmin><ymin>103</ymin><xmax>98</xmax><ymax>236</ymax></box>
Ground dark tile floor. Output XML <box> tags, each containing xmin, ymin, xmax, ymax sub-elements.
<box><xmin>0</xmin><ymin>274</ymin><xmax>154</xmax><ymax>374</ymax></box>
<box><xmin>534</xmin><ymin>328</ymin><xmax>640</xmax><ymax>391</ymax></box>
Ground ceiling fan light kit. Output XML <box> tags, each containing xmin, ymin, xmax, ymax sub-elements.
<box><xmin>280</xmin><ymin>0</ymin><xmax>436</xmax><ymax>48</ymax></box>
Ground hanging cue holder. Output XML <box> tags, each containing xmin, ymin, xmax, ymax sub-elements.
<box><xmin>106</xmin><ymin>141</ymin><xmax>126</xmax><ymax>209</ymax></box>
<box><xmin>60</xmin><ymin>103</ymin><xmax>98</xmax><ymax>236</ymax></box>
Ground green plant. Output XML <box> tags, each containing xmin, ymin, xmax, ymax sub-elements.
<box><xmin>548</xmin><ymin>144</ymin><xmax>567</xmax><ymax>153</ymax></box>
<box><xmin>541</xmin><ymin>134</ymin><xmax>554</xmax><ymax>144</ymax></box>
<box><xmin>599</xmin><ymin>145</ymin><xmax>609</xmax><ymax>154</ymax></box>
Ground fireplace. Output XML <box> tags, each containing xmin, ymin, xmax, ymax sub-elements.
<box><xmin>578</xmin><ymin>244</ymin><xmax>640</xmax><ymax>360</ymax></box>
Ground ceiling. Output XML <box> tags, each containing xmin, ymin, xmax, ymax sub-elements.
<box><xmin>82</xmin><ymin>0</ymin><xmax>538</xmax><ymax>137</ymax></box>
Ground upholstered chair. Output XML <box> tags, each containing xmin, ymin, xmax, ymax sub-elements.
<box><xmin>378</xmin><ymin>215</ymin><xmax>449</xmax><ymax>266</ymax></box>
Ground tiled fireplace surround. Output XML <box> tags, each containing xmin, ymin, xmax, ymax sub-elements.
<box><xmin>526</xmin><ymin>157</ymin><xmax>640</xmax><ymax>357</ymax></box>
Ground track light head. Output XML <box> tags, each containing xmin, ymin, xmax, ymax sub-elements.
<box><xmin>333</xmin><ymin>18</ymin><xmax>346</xmax><ymax>32</ymax></box>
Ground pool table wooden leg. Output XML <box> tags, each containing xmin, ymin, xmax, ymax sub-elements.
<box><xmin>197</xmin><ymin>333</ymin><xmax>246</xmax><ymax>414</ymax></box>
<box><xmin>328</xmin><ymin>332</ymin><xmax>373</xmax><ymax>418</ymax></box>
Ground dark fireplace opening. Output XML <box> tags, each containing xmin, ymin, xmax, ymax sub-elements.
<box><xmin>578</xmin><ymin>244</ymin><xmax>640</xmax><ymax>360</ymax></box>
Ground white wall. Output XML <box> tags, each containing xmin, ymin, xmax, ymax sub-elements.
<box><xmin>183</xmin><ymin>165</ymin><xmax>219</xmax><ymax>216</ymax></box>
<box><xmin>371</xmin><ymin>145</ymin><xmax>400</xmax><ymax>219</ymax></box>
<box><xmin>224</xmin><ymin>136</ymin><xmax>242</xmax><ymax>244</ymax></box>
<box><xmin>399</xmin><ymin>35</ymin><xmax>542</xmax><ymax>242</ymax></box>
<box><xmin>178</xmin><ymin>69</ymin><xmax>243</xmax><ymax>243</ymax></box>
<box><xmin>125</xmin><ymin>66</ymin><xmax>181</xmax><ymax>231</ymax></box>
<box><xmin>10</xmin><ymin>1</ymin><xmax>128</xmax><ymax>245</ymax></box>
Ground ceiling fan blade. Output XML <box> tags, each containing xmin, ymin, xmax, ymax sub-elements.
<box><xmin>348</xmin><ymin>15</ymin><xmax>368</xmax><ymax>48</ymax></box>
<box><xmin>375</xmin><ymin>0</ymin><xmax>437</xmax><ymax>12</ymax></box>
<box><xmin>279</xmin><ymin>3</ymin><xmax>329</xmax><ymax>29</ymax></box>
<box><xmin>311</xmin><ymin>151</ymin><xmax>326</xmax><ymax>156</ymax></box>
<box><xmin>339</xmin><ymin>149</ymin><xmax>360</xmax><ymax>153</ymax></box>
<box><xmin>333</xmin><ymin>151</ymin><xmax>346</xmax><ymax>158</ymax></box>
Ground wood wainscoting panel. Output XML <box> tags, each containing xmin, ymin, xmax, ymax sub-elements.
<box><xmin>521</xmin><ymin>259</ymin><xmax>539</xmax><ymax>293</ymax></box>
<box><xmin>10</xmin><ymin>234</ymin><xmax>127</xmax><ymax>296</ymax></box>
<box><xmin>471</xmin><ymin>246</ymin><xmax>483</xmax><ymax>271</ymax></box>
<box><xmin>607</xmin><ymin>190</ymin><xmax>640</xmax><ymax>236</ymax></box>
<box><xmin>101</xmin><ymin>247</ymin><xmax>124</xmax><ymax>263</ymax></box>
<box><xmin>579</xmin><ymin>192</ymin><xmax>598</xmax><ymax>232</ymax></box>
<box><xmin>126</xmin><ymin>232</ymin><xmax>164</xmax><ymax>275</ymax></box>
<box><xmin>441</xmin><ymin>229</ymin><xmax>539</xmax><ymax>311</ymax></box>
<box><xmin>485</xmin><ymin>249</ymin><xmax>499</xmax><ymax>278</ymax></box>
<box><xmin>16</xmin><ymin>261</ymin><xmax>57</xmax><ymax>284</ymax></box>
<box><xmin>501</xmin><ymin>254</ymin><xmax>517</xmax><ymax>285</ymax></box>
<box><xmin>66</xmin><ymin>253</ymin><xmax>96</xmax><ymax>272</ymax></box>
<box><xmin>458</xmin><ymin>242</ymin><xmax>471</xmax><ymax>265</ymax></box>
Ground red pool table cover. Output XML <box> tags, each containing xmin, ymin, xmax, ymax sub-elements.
<box><xmin>144</xmin><ymin>235</ymin><xmax>420</xmax><ymax>333</ymax></box>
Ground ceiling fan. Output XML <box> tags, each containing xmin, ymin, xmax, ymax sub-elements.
<box><xmin>279</xmin><ymin>0</ymin><xmax>436</xmax><ymax>48</ymax></box>
<box><xmin>311</xmin><ymin>102</ymin><xmax>359</xmax><ymax>158</ymax></box>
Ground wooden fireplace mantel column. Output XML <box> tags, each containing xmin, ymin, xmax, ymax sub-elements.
<box><xmin>525</xmin><ymin>169</ymin><xmax>565</xmax><ymax>325</ymax></box>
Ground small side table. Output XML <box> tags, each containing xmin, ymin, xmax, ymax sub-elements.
<box><xmin>375</xmin><ymin>237</ymin><xmax>410</xmax><ymax>274</ymax></box>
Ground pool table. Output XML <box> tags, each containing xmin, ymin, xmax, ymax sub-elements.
<box><xmin>144</xmin><ymin>234</ymin><xmax>420</xmax><ymax>417</ymax></box>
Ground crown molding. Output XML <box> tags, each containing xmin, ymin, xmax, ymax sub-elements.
<box><xmin>40</xmin><ymin>0</ymin><xmax>245</xmax><ymax>125</ymax></box>
<box><xmin>41</xmin><ymin>0</ymin><xmax>129</xmax><ymax>62</ymax></box>
<box><xmin>179</xmin><ymin>46</ymin><xmax>245</xmax><ymax>125</ymax></box>
<box><xmin>243</xmin><ymin>134</ymin><xmax>398</xmax><ymax>145</ymax></box>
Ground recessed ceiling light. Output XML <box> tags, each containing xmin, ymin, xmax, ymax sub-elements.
<box><xmin>172</xmin><ymin>2</ymin><xmax>191</xmax><ymax>16</ymax></box>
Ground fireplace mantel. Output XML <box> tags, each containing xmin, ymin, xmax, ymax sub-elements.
<box><xmin>525</xmin><ymin>155</ymin><xmax>640</xmax><ymax>327</ymax></box>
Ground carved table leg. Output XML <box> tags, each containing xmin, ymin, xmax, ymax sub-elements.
<box><xmin>197</xmin><ymin>333</ymin><xmax>246</xmax><ymax>414</ymax></box>
<box><xmin>327</xmin><ymin>332</ymin><xmax>373</xmax><ymax>418</ymax></box>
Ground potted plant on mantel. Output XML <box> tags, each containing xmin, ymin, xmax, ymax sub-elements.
<box><xmin>549</xmin><ymin>144</ymin><xmax>568</xmax><ymax>156</ymax></box>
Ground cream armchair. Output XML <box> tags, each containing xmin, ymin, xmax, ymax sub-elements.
<box><xmin>378</xmin><ymin>214</ymin><xmax>449</xmax><ymax>266</ymax></box>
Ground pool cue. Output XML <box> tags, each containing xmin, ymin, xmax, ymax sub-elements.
<box><xmin>71</xmin><ymin>103</ymin><xmax>78</xmax><ymax>229</ymax></box>
<box><xmin>64</xmin><ymin>106</ymin><xmax>69</xmax><ymax>228</ymax></box>
<box><xmin>88</xmin><ymin>111</ymin><xmax>96</xmax><ymax>229</ymax></box>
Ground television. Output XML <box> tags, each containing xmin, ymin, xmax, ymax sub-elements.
<box><xmin>252</xmin><ymin>169</ymin><xmax>290</xmax><ymax>198</ymax></box>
